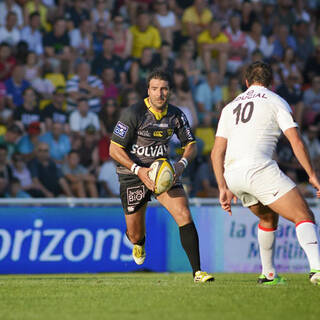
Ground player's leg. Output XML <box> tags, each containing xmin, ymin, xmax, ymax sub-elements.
<box><xmin>124</xmin><ymin>204</ymin><xmax>148</xmax><ymax>265</ymax></box>
<box><xmin>157</xmin><ymin>187</ymin><xmax>214</xmax><ymax>282</ymax></box>
<box><xmin>267</xmin><ymin>187</ymin><xmax>320</xmax><ymax>283</ymax></box>
<box><xmin>119</xmin><ymin>176</ymin><xmax>150</xmax><ymax>265</ymax></box>
<box><xmin>249</xmin><ymin>203</ymin><xmax>285</xmax><ymax>284</ymax></box>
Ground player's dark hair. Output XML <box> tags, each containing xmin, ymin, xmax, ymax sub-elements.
<box><xmin>245</xmin><ymin>61</ymin><xmax>273</xmax><ymax>87</ymax></box>
<box><xmin>147</xmin><ymin>69</ymin><xmax>173</xmax><ymax>88</ymax></box>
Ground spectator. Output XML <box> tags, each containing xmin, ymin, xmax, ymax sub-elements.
<box><xmin>5</xmin><ymin>177</ymin><xmax>31</xmax><ymax>198</ymax></box>
<box><xmin>65</xmin><ymin>0</ymin><xmax>90</xmax><ymax>29</ymax></box>
<box><xmin>169</xmin><ymin>91</ymin><xmax>198</xmax><ymax>130</ymax></box>
<box><xmin>292</xmin><ymin>19</ymin><xmax>314</xmax><ymax>64</ymax></box>
<box><xmin>293</xmin><ymin>0</ymin><xmax>310</xmax><ymax>23</ymax></box>
<box><xmin>260</xmin><ymin>2</ymin><xmax>276</xmax><ymax>37</ymax></box>
<box><xmin>224</xmin><ymin>12</ymin><xmax>248</xmax><ymax>75</ymax></box>
<box><xmin>66</xmin><ymin>61</ymin><xmax>104</xmax><ymax>113</ymax></box>
<box><xmin>0</xmin><ymin>124</ymin><xmax>22</xmax><ymax>158</ymax></box>
<box><xmin>69</xmin><ymin>18</ymin><xmax>92</xmax><ymax>60</ymax></box>
<box><xmin>69</xmin><ymin>98</ymin><xmax>100</xmax><ymax>135</ymax></box>
<box><xmin>195</xmin><ymin>71</ymin><xmax>223</xmax><ymax>125</ymax></box>
<box><xmin>0</xmin><ymin>11</ymin><xmax>20</xmax><ymax>46</ymax></box>
<box><xmin>28</xmin><ymin>142</ymin><xmax>73</xmax><ymax>197</ymax></box>
<box><xmin>303</xmin><ymin>74</ymin><xmax>320</xmax><ymax>126</ymax></box>
<box><xmin>191</xmin><ymin>161</ymin><xmax>219</xmax><ymax>198</ymax></box>
<box><xmin>101</xmin><ymin>67</ymin><xmax>119</xmax><ymax>104</ymax></box>
<box><xmin>98</xmin><ymin>157</ymin><xmax>120</xmax><ymax>197</ymax></box>
<box><xmin>11</xmin><ymin>152</ymin><xmax>39</xmax><ymax>196</ymax></box>
<box><xmin>120</xmin><ymin>88</ymin><xmax>140</xmax><ymax>108</ymax></box>
<box><xmin>302</xmin><ymin>125</ymin><xmax>320</xmax><ymax>173</ymax></box>
<box><xmin>91</xmin><ymin>36</ymin><xmax>126</xmax><ymax>83</ymax></box>
<box><xmin>41</xmin><ymin>86</ymin><xmax>69</xmax><ymax>132</ymax></box>
<box><xmin>92</xmin><ymin>19</ymin><xmax>108</xmax><ymax>55</ymax></box>
<box><xmin>62</xmin><ymin>149</ymin><xmax>98</xmax><ymax>198</ymax></box>
<box><xmin>240</xmin><ymin>0</ymin><xmax>258</xmax><ymax>33</ymax></box>
<box><xmin>181</xmin><ymin>0</ymin><xmax>212</xmax><ymax>41</ymax></box>
<box><xmin>153</xmin><ymin>0</ymin><xmax>181</xmax><ymax>45</ymax></box>
<box><xmin>43</xmin><ymin>18</ymin><xmax>73</xmax><ymax>74</ymax></box>
<box><xmin>17</xmin><ymin>121</ymin><xmax>42</xmax><ymax>160</ymax></box>
<box><xmin>99</xmin><ymin>98</ymin><xmax>120</xmax><ymax>137</ymax></box>
<box><xmin>152</xmin><ymin>41</ymin><xmax>175</xmax><ymax>74</ymax></box>
<box><xmin>91</xmin><ymin>0</ymin><xmax>111</xmax><ymax>26</ymax></box>
<box><xmin>272</xmin><ymin>24</ymin><xmax>296</xmax><ymax>61</ymax></box>
<box><xmin>76</xmin><ymin>124</ymin><xmax>100</xmax><ymax>174</ymax></box>
<box><xmin>24</xmin><ymin>51</ymin><xmax>40</xmax><ymax>83</ymax></box>
<box><xmin>5</xmin><ymin>65</ymin><xmax>30</xmax><ymax>109</ymax></box>
<box><xmin>39</xmin><ymin>122</ymin><xmax>71</xmax><ymax>166</ymax></box>
<box><xmin>24</xmin><ymin>0</ymin><xmax>50</xmax><ymax>32</ymax></box>
<box><xmin>129</xmin><ymin>10</ymin><xmax>161</xmax><ymax>59</ymax></box>
<box><xmin>0</xmin><ymin>0</ymin><xmax>24</xmax><ymax>29</ymax></box>
<box><xmin>174</xmin><ymin>39</ymin><xmax>201</xmax><ymax>94</ymax></box>
<box><xmin>278</xmin><ymin>47</ymin><xmax>300</xmax><ymax>82</ymax></box>
<box><xmin>274</xmin><ymin>0</ymin><xmax>296</xmax><ymax>31</ymax></box>
<box><xmin>0</xmin><ymin>42</ymin><xmax>16</xmax><ymax>81</ymax></box>
<box><xmin>246</xmin><ymin>20</ymin><xmax>274</xmax><ymax>61</ymax></box>
<box><xmin>13</xmin><ymin>87</ymin><xmax>43</xmax><ymax>130</ymax></box>
<box><xmin>0</xmin><ymin>144</ymin><xmax>13</xmax><ymax>194</ymax></box>
<box><xmin>106</xmin><ymin>14</ymin><xmax>132</xmax><ymax>60</ymax></box>
<box><xmin>210</xmin><ymin>0</ymin><xmax>233</xmax><ymax>29</ymax></box>
<box><xmin>0</xmin><ymin>82</ymin><xmax>13</xmax><ymax>127</ymax></box>
<box><xmin>276</xmin><ymin>70</ymin><xmax>304</xmax><ymax>127</ymax></box>
<box><xmin>222</xmin><ymin>75</ymin><xmax>241</xmax><ymax>106</ymax></box>
<box><xmin>20</xmin><ymin>11</ymin><xmax>43</xmax><ymax>56</ymax></box>
<box><xmin>171</xmin><ymin>68</ymin><xmax>196</xmax><ymax>121</ymax></box>
<box><xmin>303</xmin><ymin>44</ymin><xmax>320</xmax><ymax>85</ymax></box>
<box><xmin>130</xmin><ymin>47</ymin><xmax>154</xmax><ymax>87</ymax></box>
<box><xmin>197</xmin><ymin>20</ymin><xmax>229</xmax><ymax>80</ymax></box>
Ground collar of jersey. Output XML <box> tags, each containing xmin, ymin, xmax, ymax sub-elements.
<box><xmin>144</xmin><ymin>97</ymin><xmax>168</xmax><ymax>121</ymax></box>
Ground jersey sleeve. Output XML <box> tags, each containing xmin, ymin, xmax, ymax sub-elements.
<box><xmin>174</xmin><ymin>109</ymin><xmax>196</xmax><ymax>147</ymax></box>
<box><xmin>111</xmin><ymin>107</ymin><xmax>138</xmax><ymax>148</ymax></box>
<box><xmin>215</xmin><ymin>107</ymin><xmax>229</xmax><ymax>139</ymax></box>
<box><xmin>275</xmin><ymin>97</ymin><xmax>298</xmax><ymax>132</ymax></box>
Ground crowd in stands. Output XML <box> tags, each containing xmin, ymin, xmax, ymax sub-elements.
<box><xmin>0</xmin><ymin>0</ymin><xmax>320</xmax><ymax>199</ymax></box>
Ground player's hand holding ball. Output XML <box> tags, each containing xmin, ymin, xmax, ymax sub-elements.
<box><xmin>138</xmin><ymin>167</ymin><xmax>155</xmax><ymax>192</ymax></box>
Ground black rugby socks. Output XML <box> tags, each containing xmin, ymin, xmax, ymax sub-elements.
<box><xmin>179</xmin><ymin>222</ymin><xmax>201</xmax><ymax>276</ymax></box>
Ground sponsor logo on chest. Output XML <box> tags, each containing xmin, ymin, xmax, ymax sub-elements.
<box><xmin>130</xmin><ymin>144</ymin><xmax>168</xmax><ymax>157</ymax></box>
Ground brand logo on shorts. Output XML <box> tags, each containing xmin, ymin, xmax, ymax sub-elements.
<box><xmin>114</xmin><ymin>121</ymin><xmax>128</xmax><ymax>138</ymax></box>
<box><xmin>127</xmin><ymin>206</ymin><xmax>135</xmax><ymax>212</ymax></box>
<box><xmin>272</xmin><ymin>191</ymin><xmax>279</xmax><ymax>197</ymax></box>
<box><xmin>127</xmin><ymin>185</ymin><xmax>145</xmax><ymax>205</ymax></box>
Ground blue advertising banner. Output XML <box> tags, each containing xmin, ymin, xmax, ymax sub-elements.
<box><xmin>0</xmin><ymin>206</ymin><xmax>168</xmax><ymax>274</ymax></box>
<box><xmin>0</xmin><ymin>204</ymin><xmax>319</xmax><ymax>274</ymax></box>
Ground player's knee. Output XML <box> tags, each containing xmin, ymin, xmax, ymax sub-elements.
<box><xmin>176</xmin><ymin>207</ymin><xmax>192</xmax><ymax>224</ymax></box>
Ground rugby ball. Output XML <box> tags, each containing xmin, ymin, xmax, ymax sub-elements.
<box><xmin>148</xmin><ymin>158</ymin><xmax>174</xmax><ymax>195</ymax></box>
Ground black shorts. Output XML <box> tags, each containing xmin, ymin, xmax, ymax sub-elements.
<box><xmin>119</xmin><ymin>174</ymin><xmax>183</xmax><ymax>215</ymax></box>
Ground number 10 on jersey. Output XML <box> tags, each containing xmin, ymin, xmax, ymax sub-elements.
<box><xmin>233</xmin><ymin>102</ymin><xmax>254</xmax><ymax>125</ymax></box>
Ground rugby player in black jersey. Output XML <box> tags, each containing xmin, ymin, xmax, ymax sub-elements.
<box><xmin>109</xmin><ymin>69</ymin><xmax>214</xmax><ymax>282</ymax></box>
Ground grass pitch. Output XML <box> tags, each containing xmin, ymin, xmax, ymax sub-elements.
<box><xmin>0</xmin><ymin>273</ymin><xmax>318</xmax><ymax>320</ymax></box>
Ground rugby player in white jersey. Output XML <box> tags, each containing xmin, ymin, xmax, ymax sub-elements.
<box><xmin>211</xmin><ymin>61</ymin><xmax>320</xmax><ymax>285</ymax></box>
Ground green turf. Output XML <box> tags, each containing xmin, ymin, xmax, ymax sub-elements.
<box><xmin>0</xmin><ymin>273</ymin><xmax>318</xmax><ymax>320</ymax></box>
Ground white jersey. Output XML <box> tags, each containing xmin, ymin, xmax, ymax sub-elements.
<box><xmin>216</xmin><ymin>85</ymin><xmax>297</xmax><ymax>169</ymax></box>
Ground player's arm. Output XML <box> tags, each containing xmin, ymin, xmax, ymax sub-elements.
<box><xmin>174</xmin><ymin>141</ymin><xmax>197</xmax><ymax>179</ymax></box>
<box><xmin>174</xmin><ymin>110</ymin><xmax>197</xmax><ymax>178</ymax></box>
<box><xmin>109</xmin><ymin>142</ymin><xmax>155</xmax><ymax>191</ymax></box>
<box><xmin>211</xmin><ymin>137</ymin><xmax>236</xmax><ymax>215</ymax></box>
<box><xmin>284</xmin><ymin>127</ymin><xmax>320</xmax><ymax>197</ymax></box>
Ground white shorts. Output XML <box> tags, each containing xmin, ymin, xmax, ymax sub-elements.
<box><xmin>224</xmin><ymin>160</ymin><xmax>296</xmax><ymax>207</ymax></box>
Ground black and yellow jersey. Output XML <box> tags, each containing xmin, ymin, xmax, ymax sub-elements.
<box><xmin>111</xmin><ymin>98</ymin><xmax>196</xmax><ymax>174</ymax></box>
